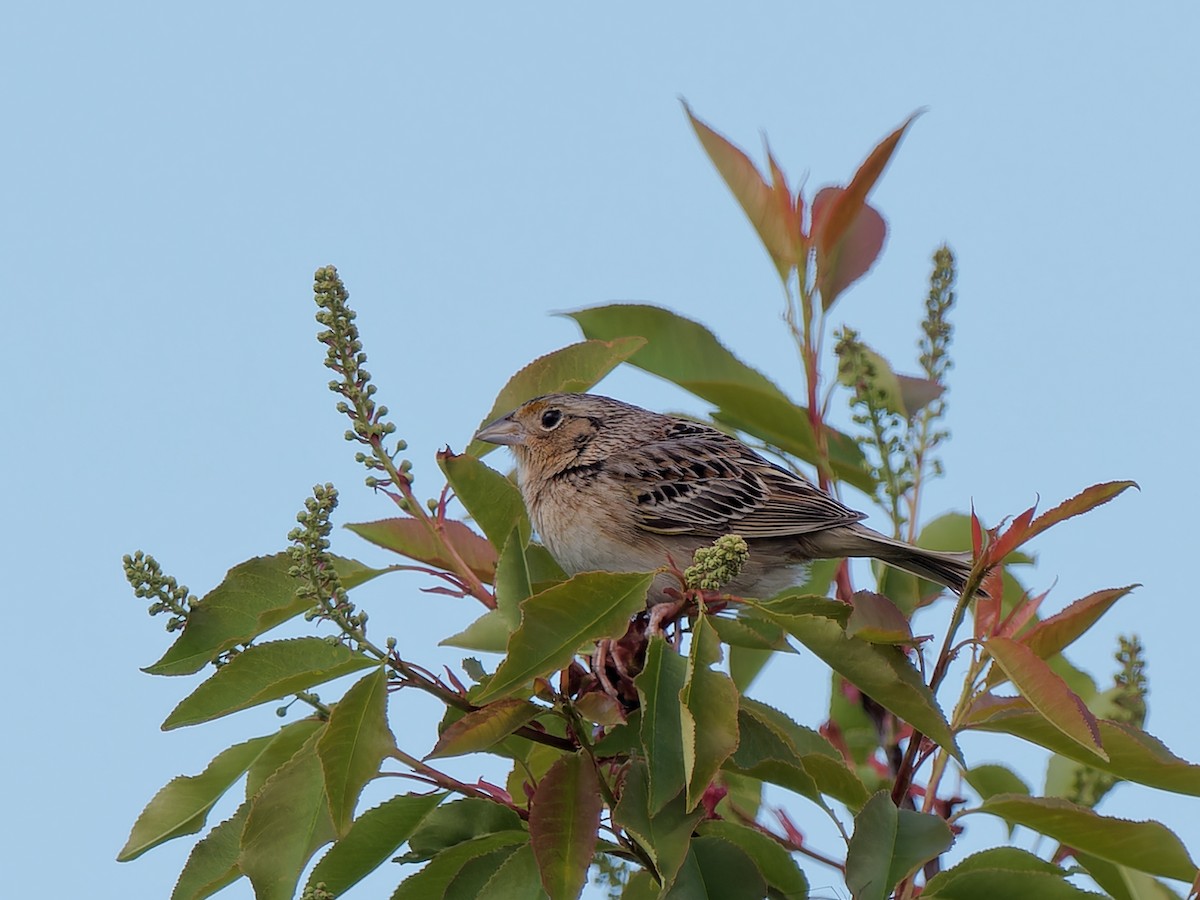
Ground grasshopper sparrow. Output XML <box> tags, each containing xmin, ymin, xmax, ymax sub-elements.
<box><xmin>475</xmin><ymin>393</ymin><xmax>974</xmax><ymax>601</ymax></box>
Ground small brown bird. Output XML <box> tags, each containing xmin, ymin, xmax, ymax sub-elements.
<box><xmin>475</xmin><ymin>393</ymin><xmax>975</xmax><ymax>601</ymax></box>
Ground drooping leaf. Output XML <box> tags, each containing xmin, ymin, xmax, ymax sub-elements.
<box><xmin>635</xmin><ymin>636</ymin><xmax>689</xmax><ymax>814</ymax></box>
<box><xmin>922</xmin><ymin>847</ymin><xmax>1105</xmax><ymax>899</ymax></box>
<box><xmin>963</xmin><ymin>700</ymin><xmax>1200</xmax><ymax>796</ymax></box>
<box><xmin>162</xmin><ymin>638</ymin><xmax>376</xmax><ymax>730</ymax></box>
<box><xmin>305</xmin><ymin>793</ymin><xmax>445</xmax><ymax>896</ymax></box>
<box><xmin>680</xmin><ymin>617</ymin><xmax>741</xmax><ymax>809</ymax></box>
<box><xmin>845</xmin><ymin>790</ymin><xmax>955</xmax><ymax>900</ymax></box>
<box><xmin>613</xmin><ymin>760</ymin><xmax>705</xmax><ymax>891</ymax></box>
<box><xmin>695</xmin><ymin>820</ymin><xmax>809</xmax><ymax>899</ymax></box>
<box><xmin>318</xmin><ymin>667</ymin><xmax>397</xmax><ymax>836</ymax></box>
<box><xmin>144</xmin><ymin>554</ymin><xmax>385</xmax><ymax>676</ymax></box>
<box><xmin>467</xmin><ymin>337</ymin><xmax>648</xmax><ymax>458</ymax></box>
<box><xmin>474</xmin><ymin>571</ymin><xmax>652</xmax><ymax>703</ymax></box>
<box><xmin>529</xmin><ymin>753</ymin><xmax>603</xmax><ymax>900</ymax></box>
<box><xmin>973</xmin><ymin>794</ymin><xmax>1197</xmax><ymax>883</ymax></box>
<box><xmin>986</xmin><ymin>636</ymin><xmax>1106</xmax><ymax>760</ymax></box>
<box><xmin>427</xmin><ymin>699</ymin><xmax>541</xmax><ymax>760</ymax></box>
<box><xmin>438</xmin><ymin>450</ymin><xmax>531</xmax><ymax>549</ymax></box>
<box><xmin>119</xmin><ymin>734</ymin><xmax>273</xmax><ymax>861</ymax></box>
<box><xmin>238</xmin><ymin>729</ymin><xmax>335</xmax><ymax>900</ymax></box>
<box><xmin>345</xmin><ymin>517</ymin><xmax>496</xmax><ymax>581</ymax></box>
<box><xmin>573</xmin><ymin>691</ymin><xmax>626</xmax><ymax>727</ymax></box>
<box><xmin>495</xmin><ymin>529</ymin><xmax>533</xmax><ymax>628</ymax></box>
<box><xmin>753</xmin><ymin>594</ymin><xmax>959</xmax><ymax>759</ymax></box>
<box><xmin>683</xmin><ymin>100</ymin><xmax>797</xmax><ymax>280</ymax></box>
<box><xmin>168</xmin><ymin>802</ymin><xmax>249</xmax><ymax>900</ymax></box>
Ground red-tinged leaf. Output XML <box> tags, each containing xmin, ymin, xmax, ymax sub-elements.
<box><xmin>473</xmin><ymin>571</ymin><xmax>653</xmax><ymax>704</ymax></box>
<box><xmin>972</xmin><ymin>795</ymin><xmax>1198</xmax><ymax>883</ymax></box>
<box><xmin>318</xmin><ymin>668</ymin><xmax>397</xmax><ymax>836</ymax></box>
<box><xmin>1021</xmin><ymin>586</ymin><xmax>1139</xmax><ymax>660</ymax></box>
<box><xmin>896</xmin><ymin>374</ymin><xmax>945</xmax><ymax>418</ymax></box>
<box><xmin>683</xmin><ymin>100</ymin><xmax>797</xmax><ymax>280</ymax></box>
<box><xmin>974</xmin><ymin>580</ymin><xmax>1003</xmax><ymax>640</ymax></box>
<box><xmin>812</xmin><ymin>112</ymin><xmax>920</xmax><ymax>258</ymax></box>
<box><xmin>986</xmin><ymin>636</ymin><xmax>1106</xmax><ymax>759</ymax></box>
<box><xmin>573</xmin><ymin>691</ymin><xmax>626</xmax><ymax>727</ymax></box>
<box><xmin>1023</xmin><ymin>481</ymin><xmax>1139</xmax><ymax>545</ymax></box>
<box><xmin>997</xmin><ymin>586</ymin><xmax>1051</xmax><ymax>639</ymax></box>
<box><xmin>812</xmin><ymin>188</ymin><xmax>888</xmax><ymax>309</ymax></box>
<box><xmin>766</xmin><ymin>142</ymin><xmax>807</xmax><ymax>261</ymax></box>
<box><xmin>529</xmin><ymin>753</ymin><xmax>603</xmax><ymax>900</ymax></box>
<box><xmin>970</xmin><ymin>506</ymin><xmax>983</xmax><ymax>557</ymax></box>
<box><xmin>346</xmin><ymin>517</ymin><xmax>497</xmax><ymax>582</ymax></box>
<box><xmin>467</xmin><ymin>337</ymin><xmax>648</xmax><ymax>458</ymax></box>
<box><xmin>427</xmin><ymin>699</ymin><xmax>541</xmax><ymax>760</ymax></box>
<box><xmin>984</xmin><ymin>504</ymin><xmax>1038</xmax><ymax>568</ymax></box>
<box><xmin>846</xmin><ymin>591</ymin><xmax>915</xmax><ymax>644</ymax></box>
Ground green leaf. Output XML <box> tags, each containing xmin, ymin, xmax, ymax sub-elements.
<box><xmin>529</xmin><ymin>753</ymin><xmax>603</xmax><ymax>900</ymax></box>
<box><xmin>696</xmin><ymin>821</ymin><xmax>809</xmax><ymax>899</ymax></box>
<box><xmin>439</xmin><ymin>451</ymin><xmax>531</xmax><ymax>549</ymax></box>
<box><xmin>444</xmin><ymin>844</ymin><xmax>524</xmax><ymax>897</ymax></box>
<box><xmin>634</xmin><ymin>636</ymin><xmax>689</xmax><ymax>814</ymax></box>
<box><xmin>681</xmin><ymin>617</ymin><xmax>741</xmax><ymax>809</ymax></box>
<box><xmin>427</xmin><ymin>699</ymin><xmax>541</xmax><ymax>760</ymax></box>
<box><xmin>162</xmin><ymin>638</ymin><xmax>376</xmax><ymax>729</ymax></box>
<box><xmin>306</xmin><ymin>793</ymin><xmax>446</xmax><ymax>896</ymax></box>
<box><xmin>1072</xmin><ymin>851</ymin><xmax>1185</xmax><ymax>900</ymax></box>
<box><xmin>845</xmin><ymin>791</ymin><xmax>954</xmax><ymax>900</ymax></box>
<box><xmin>478</xmin><ymin>844</ymin><xmax>551</xmax><ymax>899</ymax></box>
<box><xmin>753</xmin><ymin>594</ymin><xmax>960</xmax><ymax>760</ymax></box>
<box><xmin>665</xmin><ymin>836</ymin><xmax>768</xmax><ymax>900</ymax></box>
<box><xmin>119</xmin><ymin>734</ymin><xmax>273</xmax><ymax>861</ymax></box>
<box><xmin>247</xmin><ymin>718</ymin><xmax>325</xmax><ymax>798</ymax></box>
<box><xmin>836</xmin><ymin>340</ymin><xmax>910</xmax><ymax>418</ymax></box>
<box><xmin>144</xmin><ymin>553</ymin><xmax>385</xmax><ymax>676</ymax></box>
<box><xmin>973</xmin><ymin>794</ymin><xmax>1198</xmax><ymax>882</ymax></box>
<box><xmin>401</xmin><ymin>797</ymin><xmax>524</xmax><ymax>863</ymax></box>
<box><xmin>845</xmin><ymin>590</ymin><xmax>915</xmax><ymax>645</ymax></box>
<box><xmin>495</xmin><ymin>528</ymin><xmax>533</xmax><ymax>628</ymax></box>
<box><xmin>392</xmin><ymin>832</ymin><xmax>530</xmax><ymax>898</ymax></box>
<box><xmin>318</xmin><ymin>667</ymin><xmax>397</xmax><ymax>836</ymax></box>
<box><xmin>168</xmin><ymin>802</ymin><xmax>249</xmax><ymax>900</ymax></box>
<box><xmin>239</xmin><ymin>729</ymin><xmax>335</xmax><ymax>900</ymax></box>
<box><xmin>728</xmin><ymin>645</ymin><xmax>772</xmax><ymax>693</ymax></box>
<box><xmin>467</xmin><ymin>337</ymin><xmax>648</xmax><ymax>458</ymax></box>
<box><xmin>964</xmin><ymin>699</ymin><xmax>1200</xmax><ymax>795</ymax></box>
<box><xmin>441</xmin><ymin>609</ymin><xmax>512</xmax><ymax>652</ymax></box>
<box><xmin>986</xmin><ymin>636</ymin><xmax>1106</xmax><ymax>760</ymax></box>
<box><xmin>923</xmin><ymin>847</ymin><xmax>1104</xmax><ymax>899</ymax></box>
<box><xmin>345</xmin><ymin>517</ymin><xmax>497</xmax><ymax>581</ymax></box>
<box><xmin>612</xmin><ymin>761</ymin><xmax>705</xmax><ymax>891</ymax></box>
<box><xmin>964</xmin><ymin>763</ymin><xmax>1031</xmax><ymax>802</ymax></box>
<box><xmin>473</xmin><ymin>571</ymin><xmax>652</xmax><ymax>703</ymax></box>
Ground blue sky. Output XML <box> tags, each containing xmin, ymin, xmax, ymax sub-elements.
<box><xmin>4</xmin><ymin>3</ymin><xmax>1198</xmax><ymax>897</ymax></box>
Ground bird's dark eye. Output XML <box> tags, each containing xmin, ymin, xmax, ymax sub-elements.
<box><xmin>540</xmin><ymin>408</ymin><xmax>563</xmax><ymax>430</ymax></box>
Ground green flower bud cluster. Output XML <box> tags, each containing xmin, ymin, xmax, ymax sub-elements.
<box><xmin>287</xmin><ymin>483</ymin><xmax>366</xmax><ymax>636</ymax></box>
<box><xmin>122</xmin><ymin>550</ymin><xmax>195</xmax><ymax>633</ymax></box>
<box><xmin>684</xmin><ymin>534</ymin><xmax>750</xmax><ymax>591</ymax></box>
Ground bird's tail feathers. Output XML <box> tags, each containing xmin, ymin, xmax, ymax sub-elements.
<box><xmin>816</xmin><ymin>524</ymin><xmax>980</xmax><ymax>597</ymax></box>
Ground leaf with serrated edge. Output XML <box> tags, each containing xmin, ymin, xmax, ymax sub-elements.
<box><xmin>1072</xmin><ymin>851</ymin><xmax>1185</xmax><ymax>900</ymax></box>
<box><xmin>428</xmin><ymin>699</ymin><xmax>540</xmax><ymax>760</ymax></box>
<box><xmin>971</xmin><ymin>794</ymin><xmax>1197</xmax><ymax>883</ymax></box>
<box><xmin>1023</xmin><ymin>481</ymin><xmax>1139</xmax><ymax>546</ymax></box>
<box><xmin>529</xmin><ymin>753</ymin><xmax>602</xmax><ymax>900</ymax></box>
<box><xmin>239</xmin><ymin>729</ymin><xmax>335</xmax><ymax>900</ymax></box>
<box><xmin>144</xmin><ymin>554</ymin><xmax>385</xmax><ymax>676</ymax></box>
<box><xmin>168</xmin><ymin>802</ymin><xmax>249</xmax><ymax>900</ymax></box>
<box><xmin>162</xmin><ymin>638</ymin><xmax>376</xmax><ymax>730</ymax></box>
<box><xmin>846</xmin><ymin>791</ymin><xmax>954</xmax><ymax>900</ymax></box>
<box><xmin>468</xmin><ymin>337</ymin><xmax>647</xmax><ymax>458</ymax></box>
<box><xmin>474</xmin><ymin>571</ymin><xmax>652</xmax><ymax>703</ymax></box>
<box><xmin>494</xmin><ymin>529</ymin><xmax>532</xmax><ymax>628</ymax></box>
<box><xmin>119</xmin><ymin>734</ymin><xmax>273</xmax><ymax>861</ymax></box>
<box><xmin>391</xmin><ymin>832</ymin><xmax>529</xmax><ymax>899</ymax></box>
<box><xmin>305</xmin><ymin>793</ymin><xmax>445</xmax><ymax>895</ymax></box>
<box><xmin>247</xmin><ymin>719</ymin><xmax>324</xmax><ymax>799</ymax></box>
<box><xmin>680</xmin><ymin>617</ymin><xmax>740</xmax><ymax>809</ymax></box>
<box><xmin>345</xmin><ymin>517</ymin><xmax>496</xmax><ymax>581</ymax></box>
<box><xmin>923</xmin><ymin>846</ymin><xmax>1104</xmax><ymax>899</ymax></box>
<box><xmin>318</xmin><ymin>668</ymin><xmax>397</xmax><ymax>836</ymax></box>
<box><xmin>439</xmin><ymin>451</ymin><xmax>531</xmax><ymax>549</ymax></box>
<box><xmin>986</xmin><ymin>636</ymin><xmax>1106</xmax><ymax>760</ymax></box>
<box><xmin>1022</xmin><ymin>586</ymin><xmax>1138</xmax><ymax>660</ymax></box>
<box><xmin>635</xmin><ymin>636</ymin><xmax>688</xmax><ymax>814</ymax></box>
<box><xmin>612</xmin><ymin>761</ymin><xmax>704</xmax><ymax>891</ymax></box>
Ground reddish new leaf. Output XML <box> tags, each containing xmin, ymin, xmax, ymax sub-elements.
<box><xmin>529</xmin><ymin>753</ymin><xmax>603</xmax><ymax>900</ymax></box>
<box><xmin>997</xmin><ymin>586</ymin><xmax>1051</xmax><ymax>639</ymax></box>
<box><xmin>983</xmin><ymin>504</ymin><xmax>1037</xmax><ymax>568</ymax></box>
<box><xmin>766</xmin><ymin>142</ymin><xmax>806</xmax><ymax>262</ymax></box>
<box><xmin>1023</xmin><ymin>481</ymin><xmax>1139</xmax><ymax>545</ymax></box>
<box><xmin>970</xmin><ymin>506</ymin><xmax>983</xmax><ymax>557</ymax></box>
<box><xmin>1021</xmin><ymin>586</ymin><xmax>1139</xmax><ymax>660</ymax></box>
<box><xmin>812</xmin><ymin>112</ymin><xmax>919</xmax><ymax>258</ymax></box>
<box><xmin>986</xmin><ymin>636</ymin><xmax>1106</xmax><ymax>760</ymax></box>
<box><xmin>683</xmin><ymin>100</ymin><xmax>797</xmax><ymax>280</ymax></box>
<box><xmin>346</xmin><ymin>517</ymin><xmax>497</xmax><ymax>582</ymax></box>
<box><xmin>812</xmin><ymin>187</ymin><xmax>887</xmax><ymax>309</ymax></box>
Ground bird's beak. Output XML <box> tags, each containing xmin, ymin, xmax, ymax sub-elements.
<box><xmin>474</xmin><ymin>414</ymin><xmax>525</xmax><ymax>447</ymax></box>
